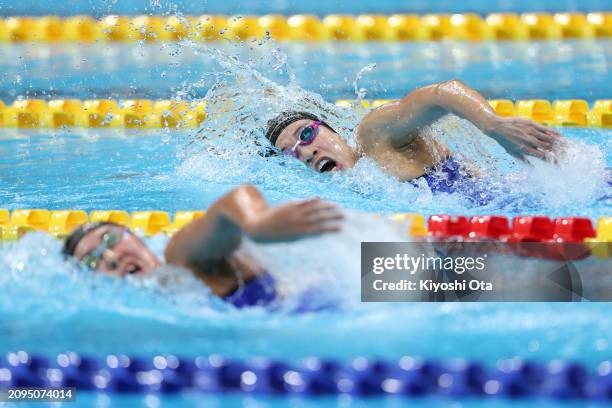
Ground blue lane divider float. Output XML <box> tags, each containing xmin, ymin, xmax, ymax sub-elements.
<box><xmin>0</xmin><ymin>352</ymin><xmax>611</xmax><ymax>400</ymax></box>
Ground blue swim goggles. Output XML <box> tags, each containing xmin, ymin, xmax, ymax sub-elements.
<box><xmin>79</xmin><ymin>229</ymin><xmax>129</xmax><ymax>271</ymax></box>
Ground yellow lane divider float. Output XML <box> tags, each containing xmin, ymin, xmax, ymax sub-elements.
<box><xmin>0</xmin><ymin>13</ymin><xmax>610</xmax><ymax>43</ymax></box>
<box><xmin>0</xmin><ymin>99</ymin><xmax>610</xmax><ymax>129</ymax></box>
<box><xmin>339</xmin><ymin>99</ymin><xmax>612</xmax><ymax>127</ymax></box>
<box><xmin>0</xmin><ymin>99</ymin><xmax>207</xmax><ymax>129</ymax></box>
<box><xmin>0</xmin><ymin>209</ymin><xmax>610</xmax><ymax>245</ymax></box>
<box><xmin>0</xmin><ymin>209</ymin><xmax>206</xmax><ymax>240</ymax></box>
<box><xmin>0</xmin><ymin>99</ymin><xmax>612</xmax><ymax>129</ymax></box>
<box><xmin>1</xmin><ymin>209</ymin><xmax>609</xmax><ymax>258</ymax></box>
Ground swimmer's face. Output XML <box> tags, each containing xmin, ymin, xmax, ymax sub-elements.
<box><xmin>274</xmin><ymin>120</ymin><xmax>358</xmax><ymax>173</ymax></box>
<box><xmin>73</xmin><ymin>225</ymin><xmax>160</xmax><ymax>277</ymax></box>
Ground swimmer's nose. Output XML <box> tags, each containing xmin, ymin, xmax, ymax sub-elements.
<box><xmin>102</xmin><ymin>249</ymin><xmax>119</xmax><ymax>270</ymax></box>
<box><xmin>104</xmin><ymin>239</ymin><xmax>131</xmax><ymax>270</ymax></box>
<box><xmin>302</xmin><ymin>148</ymin><xmax>318</xmax><ymax>166</ymax></box>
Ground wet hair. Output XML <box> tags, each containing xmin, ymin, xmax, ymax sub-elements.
<box><xmin>62</xmin><ymin>222</ymin><xmax>116</xmax><ymax>257</ymax></box>
<box><xmin>264</xmin><ymin>111</ymin><xmax>335</xmax><ymax>147</ymax></box>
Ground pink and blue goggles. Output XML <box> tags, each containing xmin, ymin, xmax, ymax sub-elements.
<box><xmin>283</xmin><ymin>121</ymin><xmax>322</xmax><ymax>158</ymax></box>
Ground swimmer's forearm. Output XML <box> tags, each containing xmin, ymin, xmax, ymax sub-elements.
<box><xmin>165</xmin><ymin>185</ymin><xmax>268</xmax><ymax>267</ymax></box>
<box><xmin>359</xmin><ymin>79</ymin><xmax>501</xmax><ymax>147</ymax></box>
<box><xmin>431</xmin><ymin>80</ymin><xmax>500</xmax><ymax>133</ymax></box>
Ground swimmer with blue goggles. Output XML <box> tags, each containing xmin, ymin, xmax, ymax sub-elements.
<box><xmin>63</xmin><ymin>185</ymin><xmax>343</xmax><ymax>308</ymax></box>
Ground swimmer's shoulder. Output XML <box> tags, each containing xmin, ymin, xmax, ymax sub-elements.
<box><xmin>356</xmin><ymin>105</ymin><xmax>394</xmax><ymax>148</ymax></box>
<box><xmin>357</xmin><ymin>104</ymin><xmax>426</xmax><ymax>154</ymax></box>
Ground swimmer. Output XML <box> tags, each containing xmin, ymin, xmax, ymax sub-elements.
<box><xmin>62</xmin><ymin>185</ymin><xmax>343</xmax><ymax>308</ymax></box>
<box><xmin>265</xmin><ymin>80</ymin><xmax>562</xmax><ymax>196</ymax></box>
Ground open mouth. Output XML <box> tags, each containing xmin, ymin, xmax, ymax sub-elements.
<box><xmin>316</xmin><ymin>157</ymin><xmax>338</xmax><ymax>173</ymax></box>
<box><xmin>127</xmin><ymin>265</ymin><xmax>141</xmax><ymax>275</ymax></box>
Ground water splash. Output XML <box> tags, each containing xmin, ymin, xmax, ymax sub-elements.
<box><xmin>2</xmin><ymin>222</ymin><xmax>611</xmax><ymax>362</ymax></box>
<box><xmin>176</xmin><ymin>38</ymin><xmax>361</xmax><ymax>158</ymax></box>
<box><xmin>169</xmin><ymin>39</ymin><xmax>608</xmax><ymax>215</ymax></box>
<box><xmin>0</xmin><ymin>212</ymin><xmax>405</xmax><ymax>320</ymax></box>
<box><xmin>353</xmin><ymin>63</ymin><xmax>377</xmax><ymax>101</ymax></box>
<box><xmin>512</xmin><ymin>139</ymin><xmax>609</xmax><ymax>209</ymax></box>
<box><xmin>0</xmin><ymin>233</ymin><xmax>222</xmax><ymax>324</ymax></box>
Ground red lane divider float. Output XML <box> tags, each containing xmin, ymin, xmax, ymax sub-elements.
<box><xmin>553</xmin><ymin>217</ymin><xmax>596</xmax><ymax>242</ymax></box>
<box><xmin>469</xmin><ymin>215</ymin><xmax>510</xmax><ymax>239</ymax></box>
<box><xmin>510</xmin><ymin>216</ymin><xmax>554</xmax><ymax>241</ymax></box>
<box><xmin>427</xmin><ymin>215</ymin><xmax>469</xmax><ymax>238</ymax></box>
<box><xmin>426</xmin><ymin>215</ymin><xmax>603</xmax><ymax>261</ymax></box>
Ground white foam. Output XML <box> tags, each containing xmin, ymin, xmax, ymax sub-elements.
<box><xmin>514</xmin><ymin>140</ymin><xmax>608</xmax><ymax>208</ymax></box>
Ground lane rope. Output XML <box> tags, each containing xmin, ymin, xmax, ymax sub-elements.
<box><xmin>0</xmin><ymin>99</ymin><xmax>610</xmax><ymax>128</ymax></box>
<box><xmin>1</xmin><ymin>209</ymin><xmax>609</xmax><ymax>258</ymax></box>
<box><xmin>1</xmin><ymin>352</ymin><xmax>611</xmax><ymax>399</ymax></box>
<box><xmin>0</xmin><ymin>13</ymin><xmax>610</xmax><ymax>43</ymax></box>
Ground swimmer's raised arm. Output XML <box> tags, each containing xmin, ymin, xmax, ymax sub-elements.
<box><xmin>164</xmin><ymin>185</ymin><xmax>343</xmax><ymax>270</ymax></box>
<box><xmin>358</xmin><ymin>79</ymin><xmax>562</xmax><ymax>161</ymax></box>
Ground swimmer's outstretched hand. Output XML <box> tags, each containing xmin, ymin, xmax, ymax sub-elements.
<box><xmin>487</xmin><ymin>117</ymin><xmax>563</xmax><ymax>162</ymax></box>
<box><xmin>244</xmin><ymin>198</ymin><xmax>344</xmax><ymax>243</ymax></box>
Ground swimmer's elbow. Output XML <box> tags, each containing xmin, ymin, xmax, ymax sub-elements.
<box><xmin>224</xmin><ymin>184</ymin><xmax>262</xmax><ymax>206</ymax></box>
<box><xmin>445</xmin><ymin>79</ymin><xmax>468</xmax><ymax>88</ymax></box>
<box><xmin>212</xmin><ymin>184</ymin><xmax>268</xmax><ymax>233</ymax></box>
<box><xmin>403</xmin><ymin>80</ymin><xmax>468</xmax><ymax>108</ymax></box>
<box><xmin>433</xmin><ymin>79</ymin><xmax>469</xmax><ymax>98</ymax></box>
<box><xmin>230</xmin><ymin>184</ymin><xmax>259</xmax><ymax>196</ymax></box>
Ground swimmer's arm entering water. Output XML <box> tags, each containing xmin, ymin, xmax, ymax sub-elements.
<box><xmin>164</xmin><ymin>185</ymin><xmax>343</xmax><ymax>270</ymax></box>
<box><xmin>358</xmin><ymin>79</ymin><xmax>562</xmax><ymax>161</ymax></box>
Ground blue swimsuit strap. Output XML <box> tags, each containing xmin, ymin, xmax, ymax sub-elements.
<box><xmin>418</xmin><ymin>156</ymin><xmax>467</xmax><ymax>194</ymax></box>
<box><xmin>221</xmin><ymin>272</ymin><xmax>278</xmax><ymax>308</ymax></box>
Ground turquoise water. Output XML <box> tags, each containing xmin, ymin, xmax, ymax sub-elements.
<box><xmin>0</xmin><ymin>127</ymin><xmax>610</xmax><ymax>217</ymax></box>
<box><xmin>0</xmin><ymin>0</ymin><xmax>608</xmax><ymax>16</ymax></box>
<box><xmin>0</xmin><ymin>126</ymin><xmax>610</xmax><ymax>407</ymax></box>
<box><xmin>1</xmin><ymin>3</ymin><xmax>612</xmax><ymax>407</ymax></box>
<box><xmin>2</xmin><ymin>41</ymin><xmax>611</xmax><ymax>101</ymax></box>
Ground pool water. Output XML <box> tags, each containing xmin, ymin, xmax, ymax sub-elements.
<box><xmin>2</xmin><ymin>41</ymin><xmax>611</xmax><ymax>101</ymax></box>
<box><xmin>0</xmin><ymin>126</ymin><xmax>609</xmax><ymax>218</ymax></box>
<box><xmin>0</xmin><ymin>5</ymin><xmax>611</xmax><ymax>408</ymax></box>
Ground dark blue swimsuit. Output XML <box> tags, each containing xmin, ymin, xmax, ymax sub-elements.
<box><xmin>419</xmin><ymin>156</ymin><xmax>465</xmax><ymax>194</ymax></box>
<box><xmin>221</xmin><ymin>273</ymin><xmax>335</xmax><ymax>312</ymax></box>
<box><xmin>414</xmin><ymin>156</ymin><xmax>493</xmax><ymax>206</ymax></box>
<box><xmin>222</xmin><ymin>272</ymin><xmax>278</xmax><ymax>308</ymax></box>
